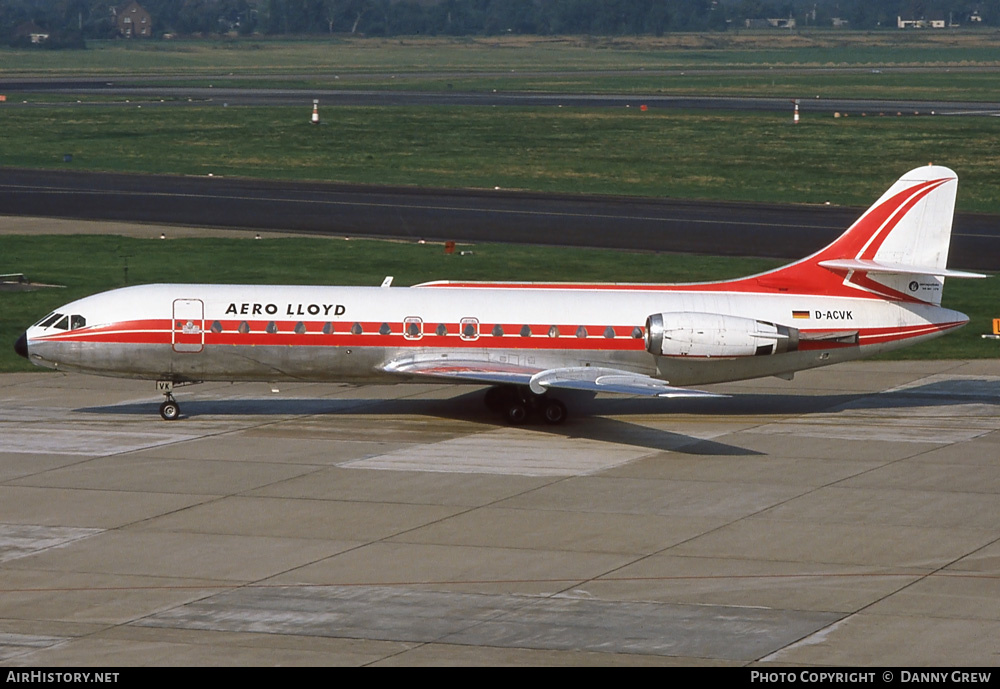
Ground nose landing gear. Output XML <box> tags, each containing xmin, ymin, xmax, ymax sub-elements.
<box><xmin>156</xmin><ymin>380</ymin><xmax>184</xmax><ymax>420</ymax></box>
<box><xmin>484</xmin><ymin>385</ymin><xmax>567</xmax><ymax>425</ymax></box>
<box><xmin>159</xmin><ymin>395</ymin><xmax>180</xmax><ymax>421</ymax></box>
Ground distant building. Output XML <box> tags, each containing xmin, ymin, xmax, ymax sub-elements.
<box><xmin>745</xmin><ymin>17</ymin><xmax>796</xmax><ymax>29</ymax></box>
<box><xmin>897</xmin><ymin>15</ymin><xmax>947</xmax><ymax>29</ymax></box>
<box><xmin>13</xmin><ymin>21</ymin><xmax>50</xmax><ymax>44</ymax></box>
<box><xmin>113</xmin><ymin>1</ymin><xmax>153</xmax><ymax>38</ymax></box>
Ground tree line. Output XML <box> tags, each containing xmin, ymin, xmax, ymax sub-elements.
<box><xmin>5</xmin><ymin>0</ymin><xmax>1000</xmax><ymax>45</ymax></box>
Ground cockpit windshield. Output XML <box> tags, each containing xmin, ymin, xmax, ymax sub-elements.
<box><xmin>33</xmin><ymin>312</ymin><xmax>86</xmax><ymax>331</ymax></box>
<box><xmin>35</xmin><ymin>313</ymin><xmax>61</xmax><ymax>328</ymax></box>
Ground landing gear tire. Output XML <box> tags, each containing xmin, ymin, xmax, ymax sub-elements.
<box><xmin>541</xmin><ymin>399</ymin><xmax>567</xmax><ymax>425</ymax></box>
<box><xmin>159</xmin><ymin>400</ymin><xmax>180</xmax><ymax>421</ymax></box>
<box><xmin>506</xmin><ymin>402</ymin><xmax>529</xmax><ymax>425</ymax></box>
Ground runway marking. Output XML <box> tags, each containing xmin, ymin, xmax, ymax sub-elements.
<box><xmin>135</xmin><ymin>584</ymin><xmax>842</xmax><ymax>660</ymax></box>
<box><xmin>339</xmin><ymin>426</ymin><xmax>724</xmax><ymax>476</ymax></box>
<box><xmin>882</xmin><ymin>374</ymin><xmax>1000</xmax><ymax>398</ymax></box>
<box><xmin>938</xmin><ymin>110</ymin><xmax>1000</xmax><ymax>117</ymax></box>
<box><xmin>0</xmin><ymin>183</ymin><xmax>840</xmax><ymax>230</ymax></box>
<box><xmin>746</xmin><ymin>381</ymin><xmax>1000</xmax><ymax>444</ymax></box>
<box><xmin>0</xmin><ymin>633</ymin><xmax>67</xmax><ymax>662</ymax></box>
<box><xmin>0</xmin><ymin>402</ymin><xmax>206</xmax><ymax>456</ymax></box>
<box><xmin>341</xmin><ymin>428</ymin><xmax>654</xmax><ymax>475</ymax></box>
<box><xmin>0</xmin><ymin>524</ymin><xmax>103</xmax><ymax>564</ymax></box>
<box><xmin>0</xmin><ymin>403</ymin><xmax>203</xmax><ymax>457</ymax></box>
<box><xmin>3</xmin><ymin>182</ymin><xmax>992</xmax><ymax>240</ymax></box>
<box><xmin>0</xmin><ymin>427</ymin><xmax>204</xmax><ymax>456</ymax></box>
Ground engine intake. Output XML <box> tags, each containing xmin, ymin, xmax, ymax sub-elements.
<box><xmin>645</xmin><ymin>312</ymin><xmax>799</xmax><ymax>358</ymax></box>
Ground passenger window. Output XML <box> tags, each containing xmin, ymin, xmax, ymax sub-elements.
<box><xmin>404</xmin><ymin>317</ymin><xmax>423</xmax><ymax>340</ymax></box>
<box><xmin>379</xmin><ymin>323</ymin><xmax>391</xmax><ymax>336</ymax></box>
<box><xmin>435</xmin><ymin>323</ymin><xmax>448</xmax><ymax>337</ymax></box>
<box><xmin>351</xmin><ymin>322</ymin><xmax>363</xmax><ymax>335</ymax></box>
<box><xmin>603</xmin><ymin>326</ymin><xmax>615</xmax><ymax>339</ymax></box>
<box><xmin>70</xmin><ymin>315</ymin><xmax>87</xmax><ymax>330</ymax></box>
<box><xmin>492</xmin><ymin>324</ymin><xmax>504</xmax><ymax>337</ymax></box>
<box><xmin>294</xmin><ymin>322</ymin><xmax>307</xmax><ymax>335</ymax></box>
<box><xmin>238</xmin><ymin>321</ymin><xmax>250</xmax><ymax>334</ymax></box>
<box><xmin>576</xmin><ymin>326</ymin><xmax>588</xmax><ymax>338</ymax></box>
<box><xmin>460</xmin><ymin>318</ymin><xmax>479</xmax><ymax>341</ymax></box>
<box><xmin>520</xmin><ymin>325</ymin><xmax>532</xmax><ymax>337</ymax></box>
<box><xmin>632</xmin><ymin>326</ymin><xmax>643</xmax><ymax>339</ymax></box>
<box><xmin>548</xmin><ymin>325</ymin><xmax>559</xmax><ymax>338</ymax></box>
<box><xmin>210</xmin><ymin>320</ymin><xmax>223</xmax><ymax>333</ymax></box>
<box><xmin>266</xmin><ymin>321</ymin><xmax>278</xmax><ymax>334</ymax></box>
<box><xmin>323</xmin><ymin>322</ymin><xmax>333</xmax><ymax>335</ymax></box>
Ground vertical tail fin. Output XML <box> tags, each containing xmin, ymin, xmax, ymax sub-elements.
<box><xmin>847</xmin><ymin>164</ymin><xmax>958</xmax><ymax>272</ymax></box>
<box><xmin>742</xmin><ymin>165</ymin><xmax>983</xmax><ymax>304</ymax></box>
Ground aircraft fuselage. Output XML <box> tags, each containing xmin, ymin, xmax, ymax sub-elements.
<box><xmin>22</xmin><ymin>282</ymin><xmax>967</xmax><ymax>387</ymax></box>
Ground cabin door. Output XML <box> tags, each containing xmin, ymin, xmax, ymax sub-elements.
<box><xmin>172</xmin><ymin>299</ymin><xmax>204</xmax><ymax>353</ymax></box>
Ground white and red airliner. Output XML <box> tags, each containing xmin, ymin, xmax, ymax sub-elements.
<box><xmin>14</xmin><ymin>165</ymin><xmax>985</xmax><ymax>423</ymax></box>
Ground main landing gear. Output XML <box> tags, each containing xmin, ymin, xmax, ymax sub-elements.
<box><xmin>484</xmin><ymin>385</ymin><xmax>567</xmax><ymax>425</ymax></box>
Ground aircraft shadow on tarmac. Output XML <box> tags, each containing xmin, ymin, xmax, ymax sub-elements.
<box><xmin>74</xmin><ymin>379</ymin><xmax>999</xmax><ymax>457</ymax></box>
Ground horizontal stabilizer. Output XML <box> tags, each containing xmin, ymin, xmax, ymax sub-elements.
<box><xmin>818</xmin><ymin>259</ymin><xmax>986</xmax><ymax>279</ymax></box>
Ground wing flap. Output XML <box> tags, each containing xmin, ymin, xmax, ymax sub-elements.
<box><xmin>383</xmin><ymin>359</ymin><xmax>723</xmax><ymax>399</ymax></box>
<box><xmin>529</xmin><ymin>367</ymin><xmax>725</xmax><ymax>398</ymax></box>
<box><xmin>382</xmin><ymin>358</ymin><xmax>536</xmax><ymax>386</ymax></box>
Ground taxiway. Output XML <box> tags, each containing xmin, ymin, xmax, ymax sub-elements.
<box><xmin>1</xmin><ymin>359</ymin><xmax>998</xmax><ymax>665</ymax></box>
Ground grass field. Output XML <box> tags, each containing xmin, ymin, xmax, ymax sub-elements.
<box><xmin>6</xmin><ymin>33</ymin><xmax>1000</xmax><ymax>211</ymax></box>
<box><xmin>5</xmin><ymin>33</ymin><xmax>1000</xmax><ymax>100</ymax></box>
<box><xmin>1</xmin><ymin>234</ymin><xmax>996</xmax><ymax>373</ymax></box>
<box><xmin>4</xmin><ymin>34</ymin><xmax>1000</xmax><ymax>77</ymax></box>
<box><xmin>4</xmin><ymin>105</ymin><xmax>1000</xmax><ymax>212</ymax></box>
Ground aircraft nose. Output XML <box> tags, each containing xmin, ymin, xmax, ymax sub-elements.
<box><xmin>14</xmin><ymin>332</ymin><xmax>28</xmax><ymax>359</ymax></box>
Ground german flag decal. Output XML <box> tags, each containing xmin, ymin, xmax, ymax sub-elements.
<box><xmin>792</xmin><ymin>310</ymin><xmax>810</xmax><ymax>319</ymax></box>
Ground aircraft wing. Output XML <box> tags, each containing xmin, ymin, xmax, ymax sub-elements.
<box><xmin>383</xmin><ymin>359</ymin><xmax>724</xmax><ymax>399</ymax></box>
<box><xmin>528</xmin><ymin>366</ymin><xmax>725</xmax><ymax>398</ymax></box>
<box><xmin>383</xmin><ymin>359</ymin><xmax>537</xmax><ymax>386</ymax></box>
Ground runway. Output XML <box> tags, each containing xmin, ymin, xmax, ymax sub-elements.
<box><xmin>5</xmin><ymin>77</ymin><xmax>1000</xmax><ymax>117</ymax></box>
<box><xmin>1</xmin><ymin>361</ymin><xmax>998</xmax><ymax>665</ymax></box>
<box><xmin>3</xmin><ymin>168</ymin><xmax>998</xmax><ymax>270</ymax></box>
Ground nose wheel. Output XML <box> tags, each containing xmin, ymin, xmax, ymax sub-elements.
<box><xmin>156</xmin><ymin>380</ymin><xmax>183</xmax><ymax>420</ymax></box>
<box><xmin>159</xmin><ymin>394</ymin><xmax>180</xmax><ymax>421</ymax></box>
